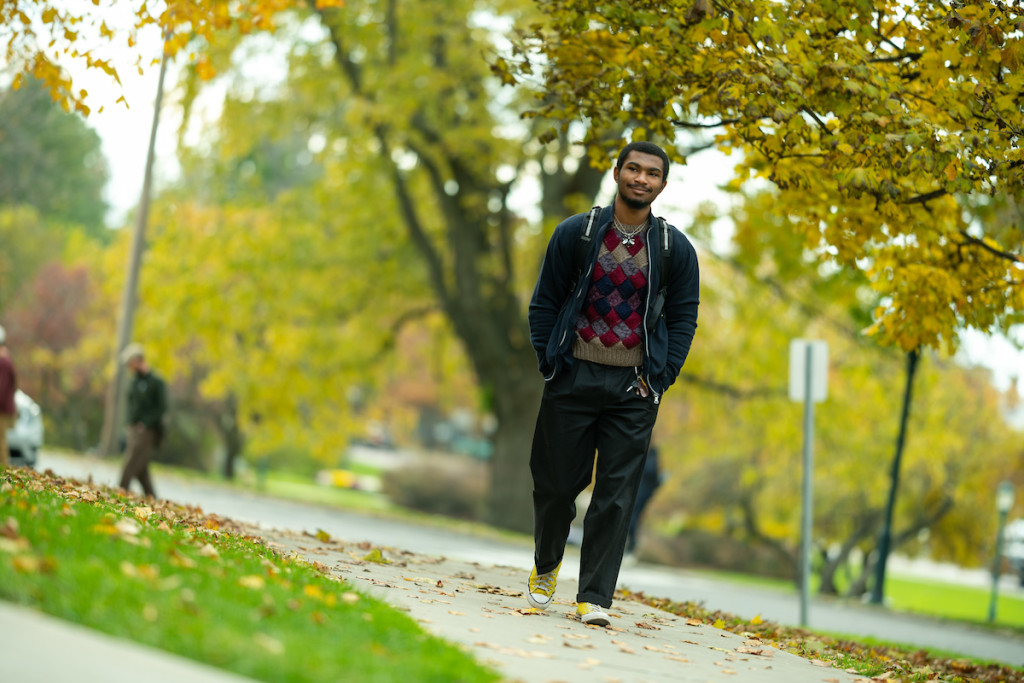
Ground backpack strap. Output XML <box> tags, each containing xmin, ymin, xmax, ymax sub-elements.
<box><xmin>646</xmin><ymin>217</ymin><xmax>672</xmax><ymax>332</ymax></box>
<box><xmin>573</xmin><ymin>206</ymin><xmax>602</xmax><ymax>285</ymax></box>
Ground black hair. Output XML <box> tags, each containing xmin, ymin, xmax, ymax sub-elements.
<box><xmin>616</xmin><ymin>141</ymin><xmax>670</xmax><ymax>180</ymax></box>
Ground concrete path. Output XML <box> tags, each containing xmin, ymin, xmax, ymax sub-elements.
<box><xmin>254</xmin><ymin>523</ymin><xmax>872</xmax><ymax>683</ymax></box>
<box><xmin>0</xmin><ymin>601</ymin><xmax>257</xmax><ymax>683</ymax></box>
<box><xmin>21</xmin><ymin>451</ymin><xmax>1024</xmax><ymax>673</ymax></box>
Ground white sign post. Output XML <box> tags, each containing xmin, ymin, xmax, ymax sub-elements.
<box><xmin>789</xmin><ymin>339</ymin><xmax>828</xmax><ymax>628</ymax></box>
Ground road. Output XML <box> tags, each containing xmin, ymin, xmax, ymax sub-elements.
<box><xmin>35</xmin><ymin>451</ymin><xmax>1024</xmax><ymax>668</ymax></box>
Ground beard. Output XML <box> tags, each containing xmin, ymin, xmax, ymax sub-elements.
<box><xmin>618</xmin><ymin>187</ymin><xmax>653</xmax><ymax>210</ymax></box>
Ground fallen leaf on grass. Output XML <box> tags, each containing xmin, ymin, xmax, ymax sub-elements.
<box><xmin>0</xmin><ymin>537</ymin><xmax>30</xmax><ymax>553</ymax></box>
<box><xmin>239</xmin><ymin>575</ymin><xmax>266</xmax><ymax>589</ymax></box>
<box><xmin>254</xmin><ymin>633</ymin><xmax>285</xmax><ymax>655</ymax></box>
<box><xmin>2</xmin><ymin>518</ymin><xmax>20</xmax><ymax>539</ymax></box>
<box><xmin>198</xmin><ymin>543</ymin><xmax>219</xmax><ymax>560</ymax></box>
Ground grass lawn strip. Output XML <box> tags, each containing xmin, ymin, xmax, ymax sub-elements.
<box><xmin>619</xmin><ymin>590</ymin><xmax>1023</xmax><ymax>683</ymax></box>
<box><xmin>0</xmin><ymin>466</ymin><xmax>499</xmax><ymax>683</ymax></box>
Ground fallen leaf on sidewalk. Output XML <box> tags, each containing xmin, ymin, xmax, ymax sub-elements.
<box><xmin>577</xmin><ymin>658</ymin><xmax>601</xmax><ymax>670</ymax></box>
<box><xmin>510</xmin><ymin>607</ymin><xmax>547</xmax><ymax>616</ymax></box>
<box><xmin>362</xmin><ymin>548</ymin><xmax>390</xmax><ymax>564</ymax></box>
<box><xmin>448</xmin><ymin>610</ymin><xmax>466</xmax><ymax>616</ymax></box>
<box><xmin>736</xmin><ymin>646</ymin><xmax>773</xmax><ymax>657</ymax></box>
<box><xmin>635</xmin><ymin>621</ymin><xmax>660</xmax><ymax>630</ymax></box>
<box><xmin>611</xmin><ymin>640</ymin><xmax>635</xmax><ymax>654</ymax></box>
<box><xmin>686</xmin><ymin>618</ymin><xmax>703</xmax><ymax>626</ymax></box>
<box><xmin>665</xmin><ymin>656</ymin><xmax>690</xmax><ymax>663</ymax></box>
<box><xmin>562</xmin><ymin>632</ymin><xmax>590</xmax><ymax>640</ymax></box>
<box><xmin>472</xmin><ymin>584</ymin><xmax>521</xmax><ymax>597</ymax></box>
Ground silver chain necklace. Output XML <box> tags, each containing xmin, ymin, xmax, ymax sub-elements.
<box><xmin>613</xmin><ymin>217</ymin><xmax>648</xmax><ymax>246</ymax></box>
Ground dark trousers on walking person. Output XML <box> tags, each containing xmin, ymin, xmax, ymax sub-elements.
<box><xmin>530</xmin><ymin>360</ymin><xmax>658</xmax><ymax>608</ymax></box>
<box><xmin>120</xmin><ymin>425</ymin><xmax>157</xmax><ymax>498</ymax></box>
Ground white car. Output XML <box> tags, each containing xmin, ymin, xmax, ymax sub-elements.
<box><xmin>1005</xmin><ymin>518</ymin><xmax>1024</xmax><ymax>587</ymax></box>
<box><xmin>6</xmin><ymin>390</ymin><xmax>42</xmax><ymax>468</ymax></box>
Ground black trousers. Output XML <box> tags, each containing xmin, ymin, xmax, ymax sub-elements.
<box><xmin>530</xmin><ymin>360</ymin><xmax>659</xmax><ymax>607</ymax></box>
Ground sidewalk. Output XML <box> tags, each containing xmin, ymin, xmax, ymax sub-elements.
<box><xmin>253</xmin><ymin>523</ymin><xmax>873</xmax><ymax>683</ymax></box>
<box><xmin>0</xmin><ymin>601</ymin><xmax>257</xmax><ymax>683</ymax></box>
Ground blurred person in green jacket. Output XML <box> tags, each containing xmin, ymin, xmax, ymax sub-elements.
<box><xmin>118</xmin><ymin>343</ymin><xmax>167</xmax><ymax>498</ymax></box>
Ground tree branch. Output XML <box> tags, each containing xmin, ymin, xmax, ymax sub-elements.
<box><xmin>957</xmin><ymin>230</ymin><xmax>1023</xmax><ymax>264</ymax></box>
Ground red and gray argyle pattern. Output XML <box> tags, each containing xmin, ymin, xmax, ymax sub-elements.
<box><xmin>574</xmin><ymin>230</ymin><xmax>650</xmax><ymax>350</ymax></box>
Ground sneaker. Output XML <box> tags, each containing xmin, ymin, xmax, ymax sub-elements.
<box><xmin>526</xmin><ymin>562</ymin><xmax>560</xmax><ymax>609</ymax></box>
<box><xmin>576</xmin><ymin>602</ymin><xmax>611</xmax><ymax>626</ymax></box>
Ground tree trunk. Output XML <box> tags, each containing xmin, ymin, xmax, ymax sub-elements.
<box><xmin>485</xmin><ymin>371</ymin><xmax>543</xmax><ymax>533</ymax></box>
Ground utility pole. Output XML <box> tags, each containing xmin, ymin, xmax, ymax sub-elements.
<box><xmin>868</xmin><ymin>348</ymin><xmax>920</xmax><ymax>605</ymax></box>
<box><xmin>98</xmin><ymin>35</ymin><xmax>171</xmax><ymax>455</ymax></box>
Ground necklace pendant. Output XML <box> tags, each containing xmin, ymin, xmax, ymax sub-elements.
<box><xmin>622</xmin><ymin>235</ymin><xmax>635</xmax><ymax>246</ymax></box>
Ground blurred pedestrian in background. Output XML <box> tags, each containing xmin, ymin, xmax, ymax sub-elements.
<box><xmin>118</xmin><ymin>343</ymin><xmax>167</xmax><ymax>498</ymax></box>
<box><xmin>624</xmin><ymin>444</ymin><xmax>665</xmax><ymax>564</ymax></box>
<box><xmin>0</xmin><ymin>325</ymin><xmax>17</xmax><ymax>468</ymax></box>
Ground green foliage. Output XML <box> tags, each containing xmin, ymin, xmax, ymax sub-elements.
<box><xmin>651</xmin><ymin>205</ymin><xmax>1021</xmax><ymax>579</ymax></box>
<box><xmin>501</xmin><ymin>0</ymin><xmax>1024</xmax><ymax>352</ymax></box>
<box><xmin>0</xmin><ymin>78</ymin><xmax>109</xmax><ymax>237</ymax></box>
<box><xmin>0</xmin><ymin>466</ymin><xmax>499</xmax><ymax>683</ymax></box>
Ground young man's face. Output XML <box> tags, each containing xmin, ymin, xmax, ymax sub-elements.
<box><xmin>613</xmin><ymin>151</ymin><xmax>667</xmax><ymax>210</ymax></box>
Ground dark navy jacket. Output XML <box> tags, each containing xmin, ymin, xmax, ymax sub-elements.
<box><xmin>528</xmin><ymin>205</ymin><xmax>699</xmax><ymax>402</ymax></box>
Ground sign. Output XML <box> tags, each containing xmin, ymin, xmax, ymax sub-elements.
<box><xmin>789</xmin><ymin>339</ymin><xmax>828</xmax><ymax>403</ymax></box>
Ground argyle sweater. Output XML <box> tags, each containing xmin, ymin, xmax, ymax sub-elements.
<box><xmin>572</xmin><ymin>227</ymin><xmax>649</xmax><ymax>367</ymax></box>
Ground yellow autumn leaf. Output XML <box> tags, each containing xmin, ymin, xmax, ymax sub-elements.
<box><xmin>362</xmin><ymin>548</ymin><xmax>390</xmax><ymax>564</ymax></box>
<box><xmin>239</xmin><ymin>575</ymin><xmax>266</xmax><ymax>589</ymax></box>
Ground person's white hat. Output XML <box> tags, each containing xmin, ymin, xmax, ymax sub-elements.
<box><xmin>120</xmin><ymin>342</ymin><xmax>145</xmax><ymax>364</ymax></box>
<box><xmin>0</xmin><ymin>324</ymin><xmax>6</xmax><ymax>345</ymax></box>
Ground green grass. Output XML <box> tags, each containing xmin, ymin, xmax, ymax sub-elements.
<box><xmin>884</xmin><ymin>575</ymin><xmax>1024</xmax><ymax>628</ymax></box>
<box><xmin>0</xmin><ymin>466</ymin><xmax>499</xmax><ymax>683</ymax></box>
<box><xmin>677</xmin><ymin>564</ymin><xmax>1024</xmax><ymax>632</ymax></box>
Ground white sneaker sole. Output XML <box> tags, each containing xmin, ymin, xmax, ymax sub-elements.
<box><xmin>580</xmin><ymin>613</ymin><xmax>610</xmax><ymax>626</ymax></box>
<box><xmin>526</xmin><ymin>592</ymin><xmax>553</xmax><ymax>610</ymax></box>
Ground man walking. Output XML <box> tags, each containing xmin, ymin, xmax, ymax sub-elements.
<box><xmin>118</xmin><ymin>343</ymin><xmax>167</xmax><ymax>498</ymax></box>
<box><xmin>0</xmin><ymin>325</ymin><xmax>17</xmax><ymax>469</ymax></box>
<box><xmin>526</xmin><ymin>141</ymin><xmax>699</xmax><ymax>625</ymax></box>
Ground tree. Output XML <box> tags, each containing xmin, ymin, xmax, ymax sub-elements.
<box><xmin>497</xmin><ymin>0</ymin><xmax>1024</xmax><ymax>353</ymax></box>
<box><xmin>0</xmin><ymin>78</ymin><xmax>109</xmax><ymax>237</ymax></box>
<box><xmin>0</xmin><ymin>0</ymin><xmax>343</xmax><ymax>115</ymax></box>
<box><xmin>650</xmin><ymin>231</ymin><xmax>1017</xmax><ymax>592</ymax></box>
<box><xmin>128</xmin><ymin>0</ymin><xmax>612</xmax><ymax>531</ymax></box>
